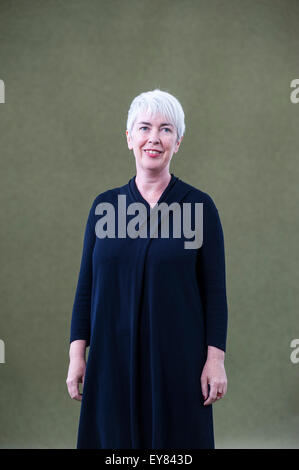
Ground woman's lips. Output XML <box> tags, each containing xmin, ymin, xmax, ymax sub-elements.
<box><xmin>144</xmin><ymin>150</ymin><xmax>163</xmax><ymax>158</ymax></box>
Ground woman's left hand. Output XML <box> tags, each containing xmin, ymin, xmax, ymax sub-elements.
<box><xmin>200</xmin><ymin>347</ymin><xmax>227</xmax><ymax>405</ymax></box>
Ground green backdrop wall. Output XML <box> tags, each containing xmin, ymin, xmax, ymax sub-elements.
<box><xmin>0</xmin><ymin>0</ymin><xmax>299</xmax><ymax>448</ymax></box>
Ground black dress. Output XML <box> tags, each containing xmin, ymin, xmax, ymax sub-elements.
<box><xmin>70</xmin><ymin>173</ymin><xmax>228</xmax><ymax>449</ymax></box>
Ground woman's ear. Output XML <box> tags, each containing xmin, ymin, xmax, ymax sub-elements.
<box><xmin>126</xmin><ymin>130</ymin><xmax>132</xmax><ymax>150</ymax></box>
<box><xmin>126</xmin><ymin>130</ymin><xmax>133</xmax><ymax>150</ymax></box>
<box><xmin>174</xmin><ymin>135</ymin><xmax>183</xmax><ymax>153</ymax></box>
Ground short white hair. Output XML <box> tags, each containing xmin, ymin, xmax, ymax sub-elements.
<box><xmin>126</xmin><ymin>89</ymin><xmax>185</xmax><ymax>143</ymax></box>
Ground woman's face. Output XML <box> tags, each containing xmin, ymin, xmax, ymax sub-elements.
<box><xmin>126</xmin><ymin>111</ymin><xmax>183</xmax><ymax>173</ymax></box>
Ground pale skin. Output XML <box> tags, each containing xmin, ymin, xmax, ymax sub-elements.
<box><xmin>66</xmin><ymin>339</ymin><xmax>86</xmax><ymax>401</ymax></box>
<box><xmin>66</xmin><ymin>110</ymin><xmax>227</xmax><ymax>405</ymax></box>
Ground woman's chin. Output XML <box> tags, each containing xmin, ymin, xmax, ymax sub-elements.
<box><xmin>141</xmin><ymin>158</ymin><xmax>162</xmax><ymax>168</ymax></box>
<box><xmin>136</xmin><ymin>156</ymin><xmax>170</xmax><ymax>172</ymax></box>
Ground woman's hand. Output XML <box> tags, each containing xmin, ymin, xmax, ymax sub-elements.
<box><xmin>201</xmin><ymin>345</ymin><xmax>227</xmax><ymax>406</ymax></box>
<box><xmin>66</xmin><ymin>339</ymin><xmax>87</xmax><ymax>401</ymax></box>
<box><xmin>66</xmin><ymin>357</ymin><xmax>86</xmax><ymax>401</ymax></box>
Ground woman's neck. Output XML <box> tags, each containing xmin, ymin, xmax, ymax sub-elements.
<box><xmin>135</xmin><ymin>170</ymin><xmax>171</xmax><ymax>206</ymax></box>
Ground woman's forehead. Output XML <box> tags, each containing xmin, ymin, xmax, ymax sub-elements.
<box><xmin>135</xmin><ymin>110</ymin><xmax>173</xmax><ymax>126</ymax></box>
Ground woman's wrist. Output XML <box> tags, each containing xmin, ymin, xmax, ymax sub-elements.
<box><xmin>69</xmin><ymin>339</ymin><xmax>87</xmax><ymax>361</ymax></box>
<box><xmin>207</xmin><ymin>345</ymin><xmax>225</xmax><ymax>361</ymax></box>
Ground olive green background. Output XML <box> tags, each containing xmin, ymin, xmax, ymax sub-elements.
<box><xmin>0</xmin><ymin>0</ymin><xmax>298</xmax><ymax>449</ymax></box>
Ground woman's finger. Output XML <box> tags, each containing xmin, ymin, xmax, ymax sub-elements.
<box><xmin>203</xmin><ymin>383</ymin><xmax>217</xmax><ymax>405</ymax></box>
<box><xmin>200</xmin><ymin>375</ymin><xmax>209</xmax><ymax>401</ymax></box>
<box><xmin>67</xmin><ymin>378</ymin><xmax>82</xmax><ymax>401</ymax></box>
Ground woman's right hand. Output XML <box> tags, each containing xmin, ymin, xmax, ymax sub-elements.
<box><xmin>66</xmin><ymin>358</ymin><xmax>86</xmax><ymax>401</ymax></box>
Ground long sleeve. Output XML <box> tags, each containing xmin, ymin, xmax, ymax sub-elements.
<box><xmin>69</xmin><ymin>199</ymin><xmax>96</xmax><ymax>347</ymax></box>
<box><xmin>197</xmin><ymin>195</ymin><xmax>228</xmax><ymax>352</ymax></box>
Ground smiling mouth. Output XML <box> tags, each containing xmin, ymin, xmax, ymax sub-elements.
<box><xmin>143</xmin><ymin>150</ymin><xmax>163</xmax><ymax>157</ymax></box>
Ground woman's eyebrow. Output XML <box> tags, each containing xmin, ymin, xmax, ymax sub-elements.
<box><xmin>137</xmin><ymin>121</ymin><xmax>174</xmax><ymax>127</ymax></box>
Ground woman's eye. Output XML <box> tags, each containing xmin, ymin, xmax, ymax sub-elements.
<box><xmin>139</xmin><ymin>126</ymin><xmax>171</xmax><ymax>132</ymax></box>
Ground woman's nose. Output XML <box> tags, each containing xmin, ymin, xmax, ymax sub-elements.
<box><xmin>148</xmin><ymin>130</ymin><xmax>160</xmax><ymax>143</ymax></box>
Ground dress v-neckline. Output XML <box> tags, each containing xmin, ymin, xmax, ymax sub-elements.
<box><xmin>131</xmin><ymin>173</ymin><xmax>178</xmax><ymax>210</ymax></box>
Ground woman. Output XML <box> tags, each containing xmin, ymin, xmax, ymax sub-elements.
<box><xmin>66</xmin><ymin>89</ymin><xmax>228</xmax><ymax>449</ymax></box>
